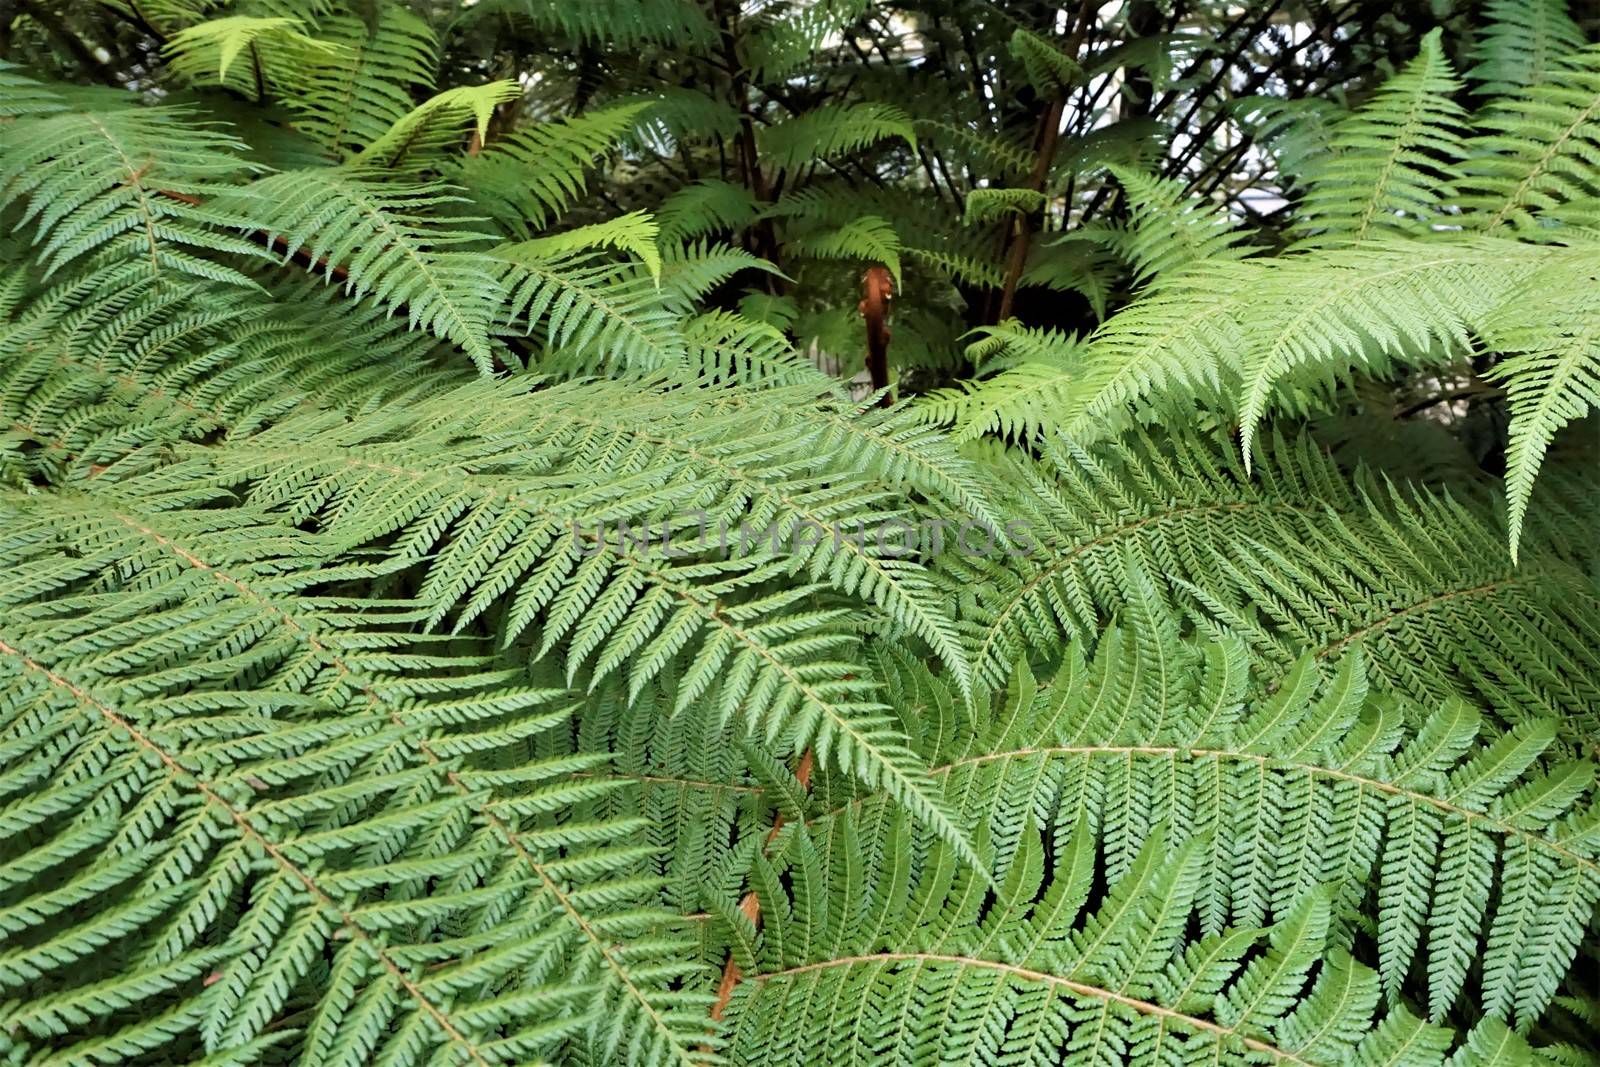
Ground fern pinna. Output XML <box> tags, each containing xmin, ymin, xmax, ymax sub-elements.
<box><xmin>3</xmin><ymin>4</ymin><xmax>1600</xmax><ymax>1067</ymax></box>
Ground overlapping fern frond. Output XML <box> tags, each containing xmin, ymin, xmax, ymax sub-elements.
<box><xmin>936</xmin><ymin>431</ymin><xmax>1600</xmax><ymax>735</ymax></box>
<box><xmin>6</xmin><ymin>9</ymin><xmax>1600</xmax><ymax>1067</ymax></box>
<box><xmin>713</xmin><ymin>620</ymin><xmax>1598</xmax><ymax>1061</ymax></box>
<box><xmin>0</xmin><ymin>106</ymin><xmax>264</xmax><ymax>283</ymax></box>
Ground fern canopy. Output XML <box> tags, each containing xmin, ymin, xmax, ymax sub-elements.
<box><xmin>3</xmin><ymin>4</ymin><xmax>1600</xmax><ymax>1066</ymax></box>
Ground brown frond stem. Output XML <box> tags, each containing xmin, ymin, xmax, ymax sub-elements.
<box><xmin>707</xmin><ymin>747</ymin><xmax>814</xmax><ymax>1023</ymax></box>
<box><xmin>860</xmin><ymin>264</ymin><xmax>894</xmax><ymax>406</ymax></box>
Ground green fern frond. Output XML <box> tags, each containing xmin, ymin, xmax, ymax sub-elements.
<box><xmin>757</xmin><ymin>103</ymin><xmax>917</xmax><ymax>174</ymax></box>
<box><xmin>1479</xmin><ymin>244</ymin><xmax>1600</xmax><ymax>559</ymax></box>
<box><xmin>1467</xmin><ymin>0</ymin><xmax>1586</xmax><ymax>96</ymax></box>
<box><xmin>210</xmin><ymin>170</ymin><xmax>505</xmax><ymax>370</ymax></box>
<box><xmin>164</xmin><ymin>15</ymin><xmax>334</xmax><ymax>90</ymax></box>
<box><xmin>1293</xmin><ymin>29</ymin><xmax>1467</xmax><ymax>245</ymax></box>
<box><xmin>282</xmin><ymin>5</ymin><xmax>438</xmax><ymax>158</ymax></box>
<box><xmin>1234</xmin><ymin>96</ymin><xmax>1347</xmax><ymax>188</ymax></box>
<box><xmin>938</xmin><ymin>431</ymin><xmax>1600</xmax><ymax>734</ymax></box>
<box><xmin>516</xmin><ymin>210</ymin><xmax>663</xmax><ymax>282</ymax></box>
<box><xmin>0</xmin><ymin>59</ymin><xmax>66</xmax><ymax>116</ymax></box>
<box><xmin>786</xmin><ymin>214</ymin><xmax>902</xmax><ymax>286</ymax></box>
<box><xmin>1460</xmin><ymin>45</ymin><xmax>1600</xmax><ymax>231</ymax></box>
<box><xmin>962</xmin><ymin>187</ymin><xmax>1045</xmax><ymax>226</ymax></box>
<box><xmin>1103</xmin><ymin>164</ymin><xmax>1255</xmax><ymax>283</ymax></box>
<box><xmin>461</xmin><ymin>0</ymin><xmax>717</xmax><ymax>49</ymax></box>
<box><xmin>455</xmin><ymin>102</ymin><xmax>647</xmax><ymax>237</ymax></box>
<box><xmin>0</xmin><ymin>498</ymin><xmax>717</xmax><ymax>1066</ymax></box>
<box><xmin>656</xmin><ymin>179</ymin><xmax>762</xmax><ymax>244</ymax></box>
<box><xmin>763</xmin><ymin>617</ymin><xmax>1600</xmax><ymax>1035</ymax></box>
<box><xmin>0</xmin><ymin>107</ymin><xmax>264</xmax><ymax>282</ymax></box>
<box><xmin>354</xmin><ymin>82</ymin><xmax>522</xmax><ymax>170</ymax></box>
<box><xmin>1009</xmin><ymin>26</ymin><xmax>1084</xmax><ymax>95</ymax></box>
<box><xmin>493</xmin><ymin>247</ymin><xmax>684</xmax><ymax>372</ymax></box>
<box><xmin>719</xmin><ymin>814</ymin><xmax>1457</xmax><ymax>1064</ymax></box>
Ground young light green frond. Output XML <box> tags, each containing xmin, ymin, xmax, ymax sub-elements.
<box><xmin>962</xmin><ymin>187</ymin><xmax>1046</xmax><ymax>227</ymax></box>
<box><xmin>281</xmin><ymin>5</ymin><xmax>438</xmax><ymax>158</ymax></box>
<box><xmin>1010</xmin><ymin>26</ymin><xmax>1084</xmax><ymax>95</ymax></box>
<box><xmin>1234</xmin><ymin>96</ymin><xmax>1347</xmax><ymax>188</ymax></box>
<box><xmin>1103</xmin><ymin>164</ymin><xmax>1255</xmax><ymax>283</ymax></box>
<box><xmin>353</xmin><ymin>82</ymin><xmax>522</xmax><ymax>170</ymax></box>
<box><xmin>1056</xmin><ymin>237</ymin><xmax>1547</xmax><ymax>464</ymax></box>
<box><xmin>514</xmin><ymin>210</ymin><xmax>663</xmax><ymax>282</ymax></box>
<box><xmin>1293</xmin><ymin>29</ymin><xmax>1467</xmax><ymax>245</ymax></box>
<box><xmin>1478</xmin><ymin>244</ymin><xmax>1600</xmax><ymax>559</ymax></box>
<box><xmin>1467</xmin><ymin>0</ymin><xmax>1586</xmax><ymax>96</ymax></box>
<box><xmin>916</xmin><ymin>323</ymin><xmax>1088</xmax><ymax>442</ymax></box>
<box><xmin>787</xmin><ymin>214</ymin><xmax>902</xmax><ymax>286</ymax></box>
<box><xmin>210</xmin><ymin>170</ymin><xmax>505</xmax><ymax>370</ymax></box>
<box><xmin>494</xmin><ymin>247</ymin><xmax>686</xmax><ymax>373</ymax></box>
<box><xmin>757</xmin><ymin>103</ymin><xmax>917</xmax><ymax>174</ymax></box>
<box><xmin>164</xmin><ymin>16</ymin><xmax>334</xmax><ymax>90</ymax></box>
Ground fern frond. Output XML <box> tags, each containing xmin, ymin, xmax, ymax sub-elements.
<box><xmin>757</xmin><ymin>103</ymin><xmax>916</xmax><ymax>174</ymax></box>
<box><xmin>720</xmin><ymin>813</ymin><xmax>1456</xmax><ymax>1064</ymax></box>
<box><xmin>1293</xmin><ymin>29</ymin><xmax>1467</xmax><ymax>245</ymax></box>
<box><xmin>515</xmin><ymin>210</ymin><xmax>663</xmax><ymax>282</ymax></box>
<box><xmin>0</xmin><ymin>107</ymin><xmax>264</xmax><ymax>282</ymax></box>
<box><xmin>656</xmin><ymin>179</ymin><xmax>761</xmax><ymax>244</ymax></box>
<box><xmin>961</xmin><ymin>187</ymin><xmax>1045</xmax><ymax>226</ymax></box>
<box><xmin>0</xmin><ymin>59</ymin><xmax>66</xmax><ymax>116</ymax></box>
<box><xmin>763</xmin><ymin>617</ymin><xmax>1600</xmax><ymax>1034</ymax></box>
<box><xmin>210</xmin><ymin>170</ymin><xmax>505</xmax><ymax>370</ymax></box>
<box><xmin>940</xmin><ymin>431</ymin><xmax>1600</xmax><ymax>734</ymax></box>
<box><xmin>282</xmin><ymin>5</ymin><xmax>438</xmax><ymax>158</ymax></box>
<box><xmin>455</xmin><ymin>102</ymin><xmax>648</xmax><ymax>237</ymax></box>
<box><xmin>1010</xmin><ymin>26</ymin><xmax>1083</xmax><ymax>95</ymax></box>
<box><xmin>1478</xmin><ymin>243</ymin><xmax>1600</xmax><ymax>558</ymax></box>
<box><xmin>493</xmin><ymin>247</ymin><xmax>685</xmax><ymax>373</ymax></box>
<box><xmin>1234</xmin><ymin>96</ymin><xmax>1347</xmax><ymax>188</ymax></box>
<box><xmin>0</xmin><ymin>499</ymin><xmax>716</xmax><ymax>1066</ymax></box>
<box><xmin>1103</xmin><ymin>165</ymin><xmax>1255</xmax><ymax>283</ymax></box>
<box><xmin>164</xmin><ymin>15</ymin><xmax>334</xmax><ymax>91</ymax></box>
<box><xmin>1467</xmin><ymin>0</ymin><xmax>1586</xmax><ymax>96</ymax></box>
<box><xmin>353</xmin><ymin>82</ymin><xmax>522</xmax><ymax>170</ymax></box>
<box><xmin>460</xmin><ymin>0</ymin><xmax>717</xmax><ymax>49</ymax></box>
<box><xmin>1460</xmin><ymin>45</ymin><xmax>1600</xmax><ymax>231</ymax></box>
<box><xmin>786</xmin><ymin>214</ymin><xmax>902</xmax><ymax>285</ymax></box>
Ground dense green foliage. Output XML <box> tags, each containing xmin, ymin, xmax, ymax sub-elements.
<box><xmin>2</xmin><ymin>1</ymin><xmax>1599</xmax><ymax>1065</ymax></box>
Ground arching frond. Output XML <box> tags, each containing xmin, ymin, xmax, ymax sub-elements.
<box><xmin>0</xmin><ymin>107</ymin><xmax>263</xmax><ymax>282</ymax></box>
<box><xmin>283</xmin><ymin>5</ymin><xmax>438</xmax><ymax>158</ymax></box>
<box><xmin>1460</xmin><ymin>45</ymin><xmax>1600</xmax><ymax>231</ymax></box>
<box><xmin>1293</xmin><ymin>29</ymin><xmax>1467</xmax><ymax>245</ymax></box>
<box><xmin>354</xmin><ymin>82</ymin><xmax>522</xmax><ymax>170</ymax></box>
<box><xmin>938</xmin><ymin>432</ymin><xmax>1600</xmax><ymax>734</ymax></box>
<box><xmin>757</xmin><ymin>103</ymin><xmax>917</xmax><ymax>174</ymax></box>
<box><xmin>455</xmin><ymin>102</ymin><xmax>648</xmax><ymax>236</ymax></box>
<box><xmin>210</xmin><ymin>170</ymin><xmax>505</xmax><ymax>370</ymax></box>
